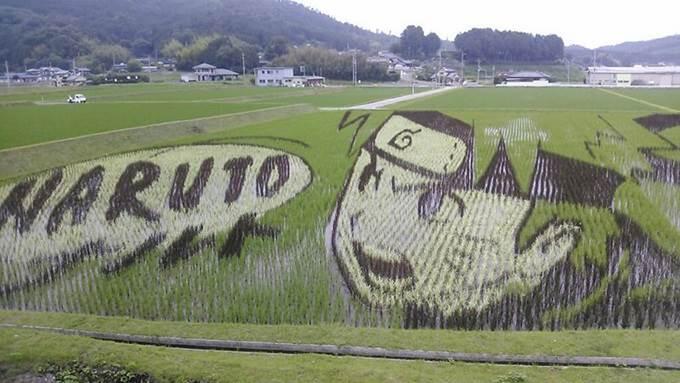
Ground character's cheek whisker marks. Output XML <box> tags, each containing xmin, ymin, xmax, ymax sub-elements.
<box><xmin>446</xmin><ymin>190</ymin><xmax>466</xmax><ymax>218</ymax></box>
<box><xmin>349</xmin><ymin>212</ymin><xmax>364</xmax><ymax>235</ymax></box>
<box><xmin>358</xmin><ymin>152</ymin><xmax>383</xmax><ymax>192</ymax></box>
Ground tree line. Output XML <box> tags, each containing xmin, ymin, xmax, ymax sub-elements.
<box><xmin>272</xmin><ymin>46</ymin><xmax>399</xmax><ymax>82</ymax></box>
<box><xmin>162</xmin><ymin>35</ymin><xmax>259</xmax><ymax>73</ymax></box>
<box><xmin>391</xmin><ymin>26</ymin><xmax>441</xmax><ymax>59</ymax></box>
<box><xmin>156</xmin><ymin>37</ymin><xmax>396</xmax><ymax>82</ymax></box>
<box><xmin>454</xmin><ymin>28</ymin><xmax>564</xmax><ymax>62</ymax></box>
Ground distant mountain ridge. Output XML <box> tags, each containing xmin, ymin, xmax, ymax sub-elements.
<box><xmin>0</xmin><ymin>0</ymin><xmax>396</xmax><ymax>69</ymax></box>
<box><xmin>566</xmin><ymin>35</ymin><xmax>680</xmax><ymax>66</ymax></box>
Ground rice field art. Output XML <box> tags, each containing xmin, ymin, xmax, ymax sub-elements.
<box><xmin>0</xmin><ymin>145</ymin><xmax>312</xmax><ymax>295</ymax></box>
<box><xmin>332</xmin><ymin>111</ymin><xmax>679</xmax><ymax>329</ymax></box>
<box><xmin>1</xmin><ymin>109</ymin><xmax>679</xmax><ymax>330</ymax></box>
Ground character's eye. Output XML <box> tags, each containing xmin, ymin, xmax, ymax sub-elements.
<box><xmin>388</xmin><ymin>129</ymin><xmax>422</xmax><ymax>151</ymax></box>
<box><xmin>418</xmin><ymin>188</ymin><xmax>466</xmax><ymax>220</ymax></box>
<box><xmin>418</xmin><ymin>189</ymin><xmax>444</xmax><ymax>220</ymax></box>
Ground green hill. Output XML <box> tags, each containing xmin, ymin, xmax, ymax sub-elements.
<box><xmin>566</xmin><ymin>35</ymin><xmax>680</xmax><ymax>66</ymax></box>
<box><xmin>0</xmin><ymin>0</ymin><xmax>396</xmax><ymax>69</ymax></box>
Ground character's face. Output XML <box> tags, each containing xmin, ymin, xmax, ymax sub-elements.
<box><xmin>330</xmin><ymin>112</ymin><xmax>576</xmax><ymax>315</ymax></box>
<box><xmin>373</xmin><ymin>115</ymin><xmax>468</xmax><ymax>176</ymax></box>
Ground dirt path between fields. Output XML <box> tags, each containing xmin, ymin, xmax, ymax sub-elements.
<box><xmin>320</xmin><ymin>86</ymin><xmax>456</xmax><ymax>110</ymax></box>
<box><xmin>2</xmin><ymin>323</ymin><xmax>679</xmax><ymax>370</ymax></box>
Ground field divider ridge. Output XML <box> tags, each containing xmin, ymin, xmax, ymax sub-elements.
<box><xmin>2</xmin><ymin>323</ymin><xmax>679</xmax><ymax>370</ymax></box>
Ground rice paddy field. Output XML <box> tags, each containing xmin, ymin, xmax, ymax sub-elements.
<box><xmin>1</xmin><ymin>83</ymin><xmax>679</xmax><ymax>382</ymax></box>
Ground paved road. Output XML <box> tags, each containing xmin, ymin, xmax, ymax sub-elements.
<box><xmin>321</xmin><ymin>86</ymin><xmax>456</xmax><ymax>111</ymax></box>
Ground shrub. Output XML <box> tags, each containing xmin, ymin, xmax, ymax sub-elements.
<box><xmin>494</xmin><ymin>372</ymin><xmax>527</xmax><ymax>383</ymax></box>
<box><xmin>39</xmin><ymin>361</ymin><xmax>154</xmax><ymax>383</ymax></box>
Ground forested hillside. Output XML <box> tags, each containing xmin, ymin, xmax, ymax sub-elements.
<box><xmin>566</xmin><ymin>35</ymin><xmax>680</xmax><ymax>66</ymax></box>
<box><xmin>0</xmin><ymin>0</ymin><xmax>396</xmax><ymax>70</ymax></box>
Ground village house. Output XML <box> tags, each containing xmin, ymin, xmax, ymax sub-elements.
<box><xmin>192</xmin><ymin>63</ymin><xmax>239</xmax><ymax>81</ymax></box>
<box><xmin>431</xmin><ymin>67</ymin><xmax>460</xmax><ymax>86</ymax></box>
<box><xmin>111</xmin><ymin>62</ymin><xmax>128</xmax><ymax>73</ymax></box>
<box><xmin>255</xmin><ymin>67</ymin><xmax>325</xmax><ymax>87</ymax></box>
<box><xmin>255</xmin><ymin>67</ymin><xmax>294</xmax><ymax>87</ymax></box>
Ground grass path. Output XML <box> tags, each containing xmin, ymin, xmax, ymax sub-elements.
<box><xmin>2</xmin><ymin>310</ymin><xmax>678</xmax><ymax>362</ymax></box>
<box><xmin>0</xmin><ymin>104</ymin><xmax>315</xmax><ymax>179</ymax></box>
<box><xmin>599</xmin><ymin>88</ymin><xmax>680</xmax><ymax>113</ymax></box>
<box><xmin>4</xmin><ymin>328</ymin><xmax>678</xmax><ymax>383</ymax></box>
<box><xmin>3</xmin><ymin>323</ymin><xmax>678</xmax><ymax>370</ymax></box>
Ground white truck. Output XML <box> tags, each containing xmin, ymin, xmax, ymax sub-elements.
<box><xmin>67</xmin><ymin>94</ymin><xmax>87</xmax><ymax>103</ymax></box>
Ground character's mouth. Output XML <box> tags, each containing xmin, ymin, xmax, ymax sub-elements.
<box><xmin>351</xmin><ymin>241</ymin><xmax>414</xmax><ymax>287</ymax></box>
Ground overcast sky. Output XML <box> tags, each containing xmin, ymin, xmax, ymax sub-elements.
<box><xmin>297</xmin><ymin>0</ymin><xmax>679</xmax><ymax>48</ymax></box>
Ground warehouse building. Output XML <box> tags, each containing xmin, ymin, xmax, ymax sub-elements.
<box><xmin>504</xmin><ymin>71</ymin><xmax>552</xmax><ymax>83</ymax></box>
<box><xmin>282</xmin><ymin>76</ymin><xmax>325</xmax><ymax>88</ymax></box>
<box><xmin>586</xmin><ymin>66</ymin><xmax>680</xmax><ymax>87</ymax></box>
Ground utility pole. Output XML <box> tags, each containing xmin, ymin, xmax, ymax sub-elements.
<box><xmin>241</xmin><ymin>52</ymin><xmax>246</xmax><ymax>77</ymax></box>
<box><xmin>438</xmin><ymin>50</ymin><xmax>443</xmax><ymax>88</ymax></box>
<box><xmin>352</xmin><ymin>50</ymin><xmax>357</xmax><ymax>86</ymax></box>
<box><xmin>5</xmin><ymin>60</ymin><xmax>10</xmax><ymax>89</ymax></box>
<box><xmin>566</xmin><ymin>57</ymin><xmax>571</xmax><ymax>83</ymax></box>
<box><xmin>477</xmin><ymin>58</ymin><xmax>481</xmax><ymax>83</ymax></box>
<box><xmin>460</xmin><ymin>51</ymin><xmax>465</xmax><ymax>83</ymax></box>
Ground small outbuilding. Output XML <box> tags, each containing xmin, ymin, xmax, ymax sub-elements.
<box><xmin>504</xmin><ymin>71</ymin><xmax>552</xmax><ymax>83</ymax></box>
<box><xmin>282</xmin><ymin>76</ymin><xmax>325</xmax><ymax>88</ymax></box>
<box><xmin>111</xmin><ymin>63</ymin><xmax>128</xmax><ymax>73</ymax></box>
<box><xmin>63</xmin><ymin>74</ymin><xmax>88</xmax><ymax>86</ymax></box>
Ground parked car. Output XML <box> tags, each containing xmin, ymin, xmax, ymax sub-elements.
<box><xmin>67</xmin><ymin>94</ymin><xmax>87</xmax><ymax>103</ymax></box>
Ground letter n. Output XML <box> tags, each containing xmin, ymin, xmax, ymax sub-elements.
<box><xmin>0</xmin><ymin>169</ymin><xmax>63</xmax><ymax>234</ymax></box>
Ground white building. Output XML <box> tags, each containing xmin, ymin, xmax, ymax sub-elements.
<box><xmin>192</xmin><ymin>63</ymin><xmax>239</xmax><ymax>81</ymax></box>
<box><xmin>586</xmin><ymin>66</ymin><xmax>680</xmax><ymax>87</ymax></box>
<box><xmin>431</xmin><ymin>67</ymin><xmax>460</xmax><ymax>86</ymax></box>
<box><xmin>255</xmin><ymin>67</ymin><xmax>294</xmax><ymax>87</ymax></box>
<box><xmin>282</xmin><ymin>76</ymin><xmax>325</xmax><ymax>88</ymax></box>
